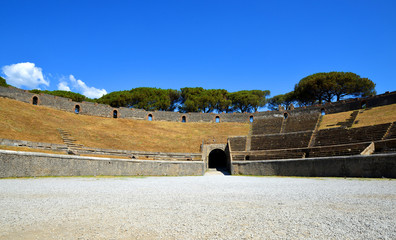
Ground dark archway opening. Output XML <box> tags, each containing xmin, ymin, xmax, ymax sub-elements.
<box><xmin>148</xmin><ymin>114</ymin><xmax>153</xmax><ymax>121</ymax></box>
<box><xmin>250</xmin><ymin>116</ymin><xmax>254</xmax><ymax>123</ymax></box>
<box><xmin>284</xmin><ymin>112</ymin><xmax>288</xmax><ymax>119</ymax></box>
<box><xmin>321</xmin><ymin>108</ymin><xmax>326</xmax><ymax>116</ymax></box>
<box><xmin>113</xmin><ymin>110</ymin><xmax>118</xmax><ymax>118</ymax></box>
<box><xmin>32</xmin><ymin>96</ymin><xmax>38</xmax><ymax>105</ymax></box>
<box><xmin>215</xmin><ymin>116</ymin><xmax>220</xmax><ymax>123</ymax></box>
<box><xmin>75</xmin><ymin>105</ymin><xmax>80</xmax><ymax>114</ymax></box>
<box><xmin>208</xmin><ymin>149</ymin><xmax>227</xmax><ymax>170</ymax></box>
<box><xmin>182</xmin><ymin>116</ymin><xmax>186</xmax><ymax>122</ymax></box>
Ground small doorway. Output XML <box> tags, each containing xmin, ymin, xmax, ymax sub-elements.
<box><xmin>208</xmin><ymin>149</ymin><xmax>227</xmax><ymax>170</ymax></box>
<box><xmin>32</xmin><ymin>96</ymin><xmax>38</xmax><ymax>105</ymax></box>
<box><xmin>113</xmin><ymin>110</ymin><xmax>118</xmax><ymax>118</ymax></box>
<box><xmin>75</xmin><ymin>105</ymin><xmax>80</xmax><ymax>114</ymax></box>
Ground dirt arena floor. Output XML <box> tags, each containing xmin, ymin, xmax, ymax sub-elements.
<box><xmin>0</xmin><ymin>176</ymin><xmax>395</xmax><ymax>239</ymax></box>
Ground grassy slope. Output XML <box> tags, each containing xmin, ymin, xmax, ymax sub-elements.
<box><xmin>319</xmin><ymin>103</ymin><xmax>396</xmax><ymax>129</ymax></box>
<box><xmin>0</xmin><ymin>97</ymin><xmax>249</xmax><ymax>153</ymax></box>
<box><xmin>318</xmin><ymin>110</ymin><xmax>354</xmax><ymax>130</ymax></box>
<box><xmin>353</xmin><ymin>104</ymin><xmax>396</xmax><ymax>128</ymax></box>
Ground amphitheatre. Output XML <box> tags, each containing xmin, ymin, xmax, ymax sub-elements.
<box><xmin>1</xmin><ymin>85</ymin><xmax>396</xmax><ymax>239</ymax></box>
<box><xmin>0</xmin><ymin>85</ymin><xmax>395</xmax><ymax>178</ymax></box>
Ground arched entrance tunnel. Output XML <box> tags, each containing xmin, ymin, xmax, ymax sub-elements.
<box><xmin>208</xmin><ymin>149</ymin><xmax>228</xmax><ymax>170</ymax></box>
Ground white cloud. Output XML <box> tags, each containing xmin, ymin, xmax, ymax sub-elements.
<box><xmin>2</xmin><ymin>62</ymin><xmax>49</xmax><ymax>89</ymax></box>
<box><xmin>2</xmin><ymin>62</ymin><xmax>107</xmax><ymax>98</ymax></box>
<box><xmin>57</xmin><ymin>81</ymin><xmax>71</xmax><ymax>91</ymax></box>
<box><xmin>69</xmin><ymin>75</ymin><xmax>107</xmax><ymax>98</ymax></box>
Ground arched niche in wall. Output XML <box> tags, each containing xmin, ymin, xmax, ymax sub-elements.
<box><xmin>284</xmin><ymin>112</ymin><xmax>288</xmax><ymax>119</ymax></box>
<box><xmin>215</xmin><ymin>116</ymin><xmax>220</xmax><ymax>123</ymax></box>
<box><xmin>113</xmin><ymin>109</ymin><xmax>118</xmax><ymax>118</ymax></box>
<box><xmin>321</xmin><ymin>108</ymin><xmax>326</xmax><ymax>116</ymax></box>
<box><xmin>147</xmin><ymin>114</ymin><xmax>153</xmax><ymax>121</ymax></box>
<box><xmin>74</xmin><ymin>104</ymin><xmax>80</xmax><ymax>114</ymax></box>
<box><xmin>249</xmin><ymin>115</ymin><xmax>254</xmax><ymax>123</ymax></box>
<box><xmin>181</xmin><ymin>115</ymin><xmax>187</xmax><ymax>123</ymax></box>
<box><xmin>31</xmin><ymin>96</ymin><xmax>39</xmax><ymax>105</ymax></box>
<box><xmin>361</xmin><ymin>100</ymin><xmax>367</xmax><ymax>109</ymax></box>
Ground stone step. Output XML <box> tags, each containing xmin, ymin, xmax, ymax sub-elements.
<box><xmin>204</xmin><ymin>168</ymin><xmax>228</xmax><ymax>176</ymax></box>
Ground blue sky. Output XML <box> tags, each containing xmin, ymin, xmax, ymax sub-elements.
<box><xmin>1</xmin><ymin>0</ymin><xmax>395</xmax><ymax>98</ymax></box>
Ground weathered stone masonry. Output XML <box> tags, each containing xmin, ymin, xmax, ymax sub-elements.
<box><xmin>0</xmin><ymin>150</ymin><xmax>204</xmax><ymax>177</ymax></box>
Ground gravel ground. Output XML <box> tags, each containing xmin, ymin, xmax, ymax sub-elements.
<box><xmin>0</xmin><ymin>176</ymin><xmax>395</xmax><ymax>240</ymax></box>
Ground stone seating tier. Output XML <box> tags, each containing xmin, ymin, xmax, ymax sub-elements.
<box><xmin>308</xmin><ymin>143</ymin><xmax>370</xmax><ymax>158</ymax></box>
<box><xmin>250</xmin><ymin>131</ymin><xmax>313</xmax><ymax>151</ymax></box>
<box><xmin>229</xmin><ymin>137</ymin><xmax>247</xmax><ymax>151</ymax></box>
<box><xmin>385</xmin><ymin>122</ymin><xmax>396</xmax><ymax>139</ymax></box>
<box><xmin>251</xmin><ymin>117</ymin><xmax>283</xmax><ymax>135</ymax></box>
<box><xmin>231</xmin><ymin>142</ymin><xmax>374</xmax><ymax>161</ymax></box>
<box><xmin>232</xmin><ymin>150</ymin><xmax>304</xmax><ymax>161</ymax></box>
<box><xmin>283</xmin><ymin>113</ymin><xmax>320</xmax><ymax>133</ymax></box>
<box><xmin>374</xmin><ymin>139</ymin><xmax>396</xmax><ymax>153</ymax></box>
<box><xmin>314</xmin><ymin>123</ymin><xmax>391</xmax><ymax>147</ymax></box>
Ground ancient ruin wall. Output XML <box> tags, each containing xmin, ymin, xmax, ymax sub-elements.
<box><xmin>0</xmin><ymin>150</ymin><xmax>204</xmax><ymax>178</ymax></box>
<box><xmin>232</xmin><ymin>153</ymin><xmax>396</xmax><ymax>178</ymax></box>
<box><xmin>1</xmin><ymin>86</ymin><xmax>395</xmax><ymax>123</ymax></box>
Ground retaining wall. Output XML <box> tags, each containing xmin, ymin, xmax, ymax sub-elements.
<box><xmin>232</xmin><ymin>153</ymin><xmax>396</xmax><ymax>178</ymax></box>
<box><xmin>1</xmin><ymin>86</ymin><xmax>395</xmax><ymax>123</ymax></box>
<box><xmin>0</xmin><ymin>150</ymin><xmax>204</xmax><ymax>178</ymax></box>
<box><xmin>0</xmin><ymin>138</ymin><xmax>201</xmax><ymax>160</ymax></box>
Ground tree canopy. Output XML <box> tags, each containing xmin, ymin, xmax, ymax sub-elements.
<box><xmin>5</xmin><ymin>71</ymin><xmax>376</xmax><ymax>112</ymax></box>
<box><xmin>179</xmin><ymin>88</ymin><xmax>270</xmax><ymax>113</ymax></box>
<box><xmin>179</xmin><ymin>88</ymin><xmax>233</xmax><ymax>113</ymax></box>
<box><xmin>228</xmin><ymin>90</ymin><xmax>270</xmax><ymax>113</ymax></box>
<box><xmin>0</xmin><ymin>77</ymin><xmax>9</xmax><ymax>87</ymax></box>
<box><xmin>97</xmin><ymin>87</ymin><xmax>181</xmax><ymax>111</ymax></box>
<box><xmin>97</xmin><ymin>87</ymin><xmax>270</xmax><ymax>113</ymax></box>
<box><xmin>293</xmin><ymin>72</ymin><xmax>376</xmax><ymax>105</ymax></box>
<box><xmin>267</xmin><ymin>92</ymin><xmax>295</xmax><ymax>110</ymax></box>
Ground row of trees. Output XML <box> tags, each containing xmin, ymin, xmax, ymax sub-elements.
<box><xmin>97</xmin><ymin>87</ymin><xmax>270</xmax><ymax>113</ymax></box>
<box><xmin>268</xmin><ymin>72</ymin><xmax>376</xmax><ymax>110</ymax></box>
<box><xmin>2</xmin><ymin>72</ymin><xmax>376</xmax><ymax>113</ymax></box>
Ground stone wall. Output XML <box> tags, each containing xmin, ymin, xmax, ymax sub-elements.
<box><xmin>0</xmin><ymin>150</ymin><xmax>204</xmax><ymax>178</ymax></box>
<box><xmin>0</xmin><ymin>138</ymin><xmax>201</xmax><ymax>161</ymax></box>
<box><xmin>0</xmin><ymin>138</ymin><xmax>68</xmax><ymax>152</ymax></box>
<box><xmin>1</xmin><ymin>86</ymin><xmax>395</xmax><ymax>123</ymax></box>
<box><xmin>232</xmin><ymin>153</ymin><xmax>396</xmax><ymax>178</ymax></box>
